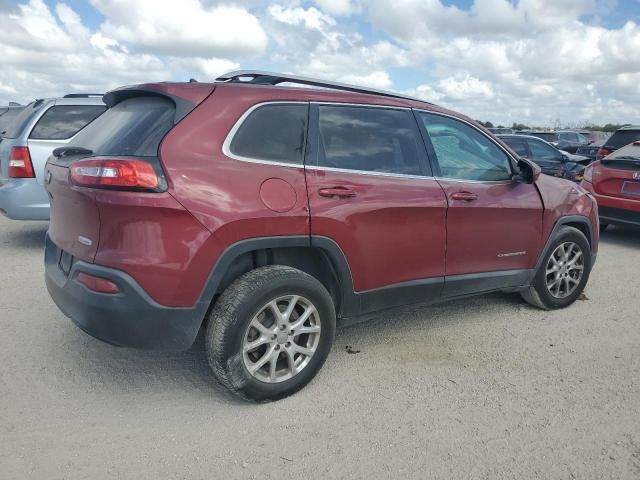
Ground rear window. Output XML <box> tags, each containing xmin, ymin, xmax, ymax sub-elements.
<box><xmin>69</xmin><ymin>96</ymin><xmax>175</xmax><ymax>157</ymax></box>
<box><xmin>30</xmin><ymin>105</ymin><xmax>106</xmax><ymax>140</ymax></box>
<box><xmin>229</xmin><ymin>104</ymin><xmax>308</xmax><ymax>164</ymax></box>
<box><xmin>607</xmin><ymin>130</ymin><xmax>640</xmax><ymax>149</ymax></box>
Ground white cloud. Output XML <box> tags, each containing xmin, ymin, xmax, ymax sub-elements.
<box><xmin>92</xmin><ymin>0</ymin><xmax>268</xmax><ymax>58</ymax></box>
<box><xmin>315</xmin><ymin>0</ymin><xmax>359</xmax><ymax>16</ymax></box>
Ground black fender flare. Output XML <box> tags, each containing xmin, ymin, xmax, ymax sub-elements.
<box><xmin>530</xmin><ymin>215</ymin><xmax>595</xmax><ymax>281</ymax></box>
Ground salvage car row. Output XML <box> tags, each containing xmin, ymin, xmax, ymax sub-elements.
<box><xmin>0</xmin><ymin>74</ymin><xmax>639</xmax><ymax>401</ymax></box>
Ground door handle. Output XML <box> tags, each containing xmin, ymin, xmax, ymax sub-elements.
<box><xmin>318</xmin><ymin>186</ymin><xmax>357</xmax><ymax>199</ymax></box>
<box><xmin>450</xmin><ymin>191</ymin><xmax>478</xmax><ymax>202</ymax></box>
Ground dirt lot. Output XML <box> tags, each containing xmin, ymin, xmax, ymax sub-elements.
<box><xmin>0</xmin><ymin>215</ymin><xmax>639</xmax><ymax>479</ymax></box>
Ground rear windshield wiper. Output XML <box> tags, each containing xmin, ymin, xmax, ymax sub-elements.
<box><xmin>52</xmin><ymin>146</ymin><xmax>93</xmax><ymax>158</ymax></box>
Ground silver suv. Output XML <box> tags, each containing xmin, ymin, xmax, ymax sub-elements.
<box><xmin>0</xmin><ymin>95</ymin><xmax>105</xmax><ymax>220</ymax></box>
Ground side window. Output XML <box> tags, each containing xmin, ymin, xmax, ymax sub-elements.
<box><xmin>576</xmin><ymin>133</ymin><xmax>589</xmax><ymax>145</ymax></box>
<box><xmin>317</xmin><ymin>106</ymin><xmax>424</xmax><ymax>176</ymax></box>
<box><xmin>29</xmin><ymin>105</ymin><xmax>106</xmax><ymax>140</ymax></box>
<box><xmin>229</xmin><ymin>104</ymin><xmax>308</xmax><ymax>164</ymax></box>
<box><xmin>418</xmin><ymin>113</ymin><xmax>512</xmax><ymax>181</ymax></box>
<box><xmin>502</xmin><ymin>137</ymin><xmax>530</xmax><ymax>158</ymax></box>
<box><xmin>528</xmin><ymin>139</ymin><xmax>563</xmax><ymax>162</ymax></box>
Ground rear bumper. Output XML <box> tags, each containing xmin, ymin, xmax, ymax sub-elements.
<box><xmin>0</xmin><ymin>178</ymin><xmax>50</xmax><ymax>220</ymax></box>
<box><xmin>45</xmin><ymin>234</ymin><xmax>205</xmax><ymax>351</ymax></box>
<box><xmin>581</xmin><ymin>183</ymin><xmax>640</xmax><ymax>227</ymax></box>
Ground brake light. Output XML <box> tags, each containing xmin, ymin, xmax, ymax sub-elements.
<box><xmin>76</xmin><ymin>272</ymin><xmax>119</xmax><ymax>294</ymax></box>
<box><xmin>597</xmin><ymin>147</ymin><xmax>611</xmax><ymax>159</ymax></box>
<box><xmin>69</xmin><ymin>157</ymin><xmax>163</xmax><ymax>191</ymax></box>
<box><xmin>8</xmin><ymin>146</ymin><xmax>35</xmax><ymax>178</ymax></box>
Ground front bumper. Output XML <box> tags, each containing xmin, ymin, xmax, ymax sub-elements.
<box><xmin>45</xmin><ymin>234</ymin><xmax>206</xmax><ymax>351</ymax></box>
<box><xmin>0</xmin><ymin>178</ymin><xmax>50</xmax><ymax>220</ymax></box>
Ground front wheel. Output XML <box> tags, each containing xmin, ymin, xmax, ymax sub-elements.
<box><xmin>205</xmin><ymin>266</ymin><xmax>336</xmax><ymax>402</ymax></box>
<box><xmin>521</xmin><ymin>226</ymin><xmax>592</xmax><ymax>310</ymax></box>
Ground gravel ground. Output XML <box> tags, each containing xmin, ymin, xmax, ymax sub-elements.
<box><xmin>1</xmin><ymin>215</ymin><xmax>639</xmax><ymax>480</ymax></box>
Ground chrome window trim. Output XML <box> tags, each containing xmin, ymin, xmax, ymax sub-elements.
<box><xmin>305</xmin><ymin>164</ymin><xmax>435</xmax><ymax>180</ymax></box>
<box><xmin>222</xmin><ymin>101</ymin><xmax>308</xmax><ymax>167</ymax></box>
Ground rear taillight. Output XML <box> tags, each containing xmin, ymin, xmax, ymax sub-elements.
<box><xmin>597</xmin><ymin>147</ymin><xmax>611</xmax><ymax>159</ymax></box>
<box><xmin>69</xmin><ymin>157</ymin><xmax>166</xmax><ymax>191</ymax></box>
<box><xmin>8</xmin><ymin>146</ymin><xmax>35</xmax><ymax>178</ymax></box>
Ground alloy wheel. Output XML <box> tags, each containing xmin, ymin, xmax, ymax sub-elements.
<box><xmin>545</xmin><ymin>241</ymin><xmax>585</xmax><ymax>299</ymax></box>
<box><xmin>242</xmin><ymin>295</ymin><xmax>321</xmax><ymax>383</ymax></box>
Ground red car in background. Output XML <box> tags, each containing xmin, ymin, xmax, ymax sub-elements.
<box><xmin>581</xmin><ymin>141</ymin><xmax>640</xmax><ymax>231</ymax></box>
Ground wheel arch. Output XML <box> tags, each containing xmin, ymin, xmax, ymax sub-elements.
<box><xmin>197</xmin><ymin>236</ymin><xmax>358</xmax><ymax>323</ymax></box>
<box><xmin>531</xmin><ymin>215</ymin><xmax>594</xmax><ymax>281</ymax></box>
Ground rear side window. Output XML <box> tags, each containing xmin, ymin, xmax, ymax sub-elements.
<box><xmin>607</xmin><ymin>130</ymin><xmax>640</xmax><ymax>148</ymax></box>
<box><xmin>316</xmin><ymin>106</ymin><xmax>424</xmax><ymax>176</ymax></box>
<box><xmin>0</xmin><ymin>108</ymin><xmax>25</xmax><ymax>136</ymax></box>
<box><xmin>229</xmin><ymin>104</ymin><xmax>308</xmax><ymax>164</ymax></box>
<box><xmin>419</xmin><ymin>113</ymin><xmax>512</xmax><ymax>181</ymax></box>
<box><xmin>69</xmin><ymin>96</ymin><xmax>175</xmax><ymax>157</ymax></box>
<box><xmin>3</xmin><ymin>102</ymin><xmax>42</xmax><ymax>139</ymax></box>
<box><xmin>29</xmin><ymin>105</ymin><xmax>106</xmax><ymax>140</ymax></box>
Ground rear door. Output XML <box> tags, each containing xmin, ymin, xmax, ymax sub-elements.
<box><xmin>27</xmin><ymin>103</ymin><xmax>106</xmax><ymax>185</ymax></box>
<box><xmin>416</xmin><ymin>112</ymin><xmax>544</xmax><ymax>295</ymax></box>
<box><xmin>305</xmin><ymin>104</ymin><xmax>447</xmax><ymax>311</ymax></box>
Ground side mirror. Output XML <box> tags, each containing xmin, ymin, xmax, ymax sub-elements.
<box><xmin>516</xmin><ymin>159</ymin><xmax>541</xmax><ymax>183</ymax></box>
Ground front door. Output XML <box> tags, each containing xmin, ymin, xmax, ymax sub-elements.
<box><xmin>305</xmin><ymin>104</ymin><xmax>448</xmax><ymax>314</ymax></box>
<box><xmin>416</xmin><ymin>112</ymin><xmax>544</xmax><ymax>296</ymax></box>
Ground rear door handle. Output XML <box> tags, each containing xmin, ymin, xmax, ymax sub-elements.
<box><xmin>318</xmin><ymin>186</ymin><xmax>357</xmax><ymax>199</ymax></box>
<box><xmin>450</xmin><ymin>191</ymin><xmax>478</xmax><ymax>202</ymax></box>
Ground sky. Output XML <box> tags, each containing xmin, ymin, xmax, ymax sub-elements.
<box><xmin>0</xmin><ymin>0</ymin><xmax>639</xmax><ymax>126</ymax></box>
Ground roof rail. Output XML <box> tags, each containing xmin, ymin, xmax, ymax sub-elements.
<box><xmin>215</xmin><ymin>70</ymin><xmax>432</xmax><ymax>105</ymax></box>
<box><xmin>63</xmin><ymin>93</ymin><xmax>104</xmax><ymax>98</ymax></box>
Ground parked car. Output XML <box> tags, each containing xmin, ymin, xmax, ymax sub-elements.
<box><xmin>498</xmin><ymin>134</ymin><xmax>590</xmax><ymax>181</ymax></box>
<box><xmin>576</xmin><ymin>140</ymin><xmax>604</xmax><ymax>161</ymax></box>
<box><xmin>44</xmin><ymin>71</ymin><xmax>598</xmax><ymax>401</ymax></box>
<box><xmin>575</xmin><ymin>130</ymin><xmax>609</xmax><ymax>144</ymax></box>
<box><xmin>581</xmin><ymin>141</ymin><xmax>640</xmax><ymax>231</ymax></box>
<box><xmin>488</xmin><ymin>127</ymin><xmax>514</xmax><ymax>134</ymax></box>
<box><xmin>522</xmin><ymin>131</ymin><xmax>590</xmax><ymax>153</ymax></box>
<box><xmin>596</xmin><ymin>126</ymin><xmax>640</xmax><ymax>160</ymax></box>
<box><xmin>0</xmin><ymin>95</ymin><xmax>105</xmax><ymax>220</ymax></box>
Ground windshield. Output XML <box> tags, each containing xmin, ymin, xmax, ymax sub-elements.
<box><xmin>69</xmin><ymin>96</ymin><xmax>175</xmax><ymax>157</ymax></box>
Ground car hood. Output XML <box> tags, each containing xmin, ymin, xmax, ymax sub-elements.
<box><xmin>560</xmin><ymin>150</ymin><xmax>591</xmax><ymax>164</ymax></box>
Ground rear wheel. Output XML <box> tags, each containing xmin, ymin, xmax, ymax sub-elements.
<box><xmin>521</xmin><ymin>226</ymin><xmax>592</xmax><ymax>310</ymax></box>
<box><xmin>205</xmin><ymin>266</ymin><xmax>336</xmax><ymax>402</ymax></box>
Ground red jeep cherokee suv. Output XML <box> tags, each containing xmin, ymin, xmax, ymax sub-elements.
<box><xmin>44</xmin><ymin>71</ymin><xmax>599</xmax><ymax>401</ymax></box>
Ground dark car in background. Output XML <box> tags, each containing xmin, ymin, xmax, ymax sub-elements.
<box><xmin>576</xmin><ymin>130</ymin><xmax>609</xmax><ymax>144</ymax></box>
<box><xmin>576</xmin><ymin>140</ymin><xmax>605</xmax><ymax>161</ymax></box>
<box><xmin>521</xmin><ymin>131</ymin><xmax>590</xmax><ymax>154</ymax></box>
<box><xmin>499</xmin><ymin>134</ymin><xmax>590</xmax><ymax>181</ymax></box>
<box><xmin>596</xmin><ymin>126</ymin><xmax>640</xmax><ymax>160</ymax></box>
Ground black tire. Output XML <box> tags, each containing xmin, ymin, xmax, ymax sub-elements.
<box><xmin>521</xmin><ymin>226</ymin><xmax>592</xmax><ymax>310</ymax></box>
<box><xmin>205</xmin><ymin>266</ymin><xmax>336</xmax><ymax>402</ymax></box>
<box><xmin>600</xmin><ymin>223</ymin><xmax>609</xmax><ymax>233</ymax></box>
